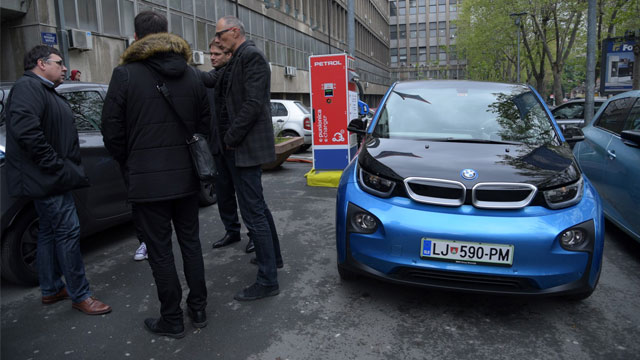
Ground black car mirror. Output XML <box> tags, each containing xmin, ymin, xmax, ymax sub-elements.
<box><xmin>563</xmin><ymin>126</ymin><xmax>585</xmax><ymax>144</ymax></box>
<box><xmin>621</xmin><ymin>130</ymin><xmax>640</xmax><ymax>148</ymax></box>
<box><xmin>347</xmin><ymin>118</ymin><xmax>367</xmax><ymax>134</ymax></box>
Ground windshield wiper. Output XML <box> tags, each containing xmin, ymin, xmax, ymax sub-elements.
<box><xmin>392</xmin><ymin>91</ymin><xmax>431</xmax><ymax>104</ymax></box>
<box><xmin>428</xmin><ymin>138</ymin><xmax>522</xmax><ymax>145</ymax></box>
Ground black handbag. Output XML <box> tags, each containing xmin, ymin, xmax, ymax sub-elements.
<box><xmin>145</xmin><ymin>64</ymin><xmax>217</xmax><ymax>182</ymax></box>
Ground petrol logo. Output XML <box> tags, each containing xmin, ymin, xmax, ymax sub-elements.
<box><xmin>461</xmin><ymin>169</ymin><xmax>477</xmax><ymax>180</ymax></box>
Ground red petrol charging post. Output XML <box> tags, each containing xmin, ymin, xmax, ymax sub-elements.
<box><xmin>309</xmin><ymin>54</ymin><xmax>359</xmax><ymax>171</ymax></box>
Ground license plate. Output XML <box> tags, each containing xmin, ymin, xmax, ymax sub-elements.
<box><xmin>420</xmin><ymin>238</ymin><xmax>514</xmax><ymax>266</ymax></box>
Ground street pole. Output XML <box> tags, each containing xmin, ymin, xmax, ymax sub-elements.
<box><xmin>585</xmin><ymin>0</ymin><xmax>597</xmax><ymax>124</ymax></box>
<box><xmin>516</xmin><ymin>25</ymin><xmax>521</xmax><ymax>83</ymax></box>
<box><xmin>510</xmin><ymin>12</ymin><xmax>527</xmax><ymax>84</ymax></box>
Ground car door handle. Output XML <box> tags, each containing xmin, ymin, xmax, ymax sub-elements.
<box><xmin>607</xmin><ymin>149</ymin><xmax>616</xmax><ymax>160</ymax></box>
<box><xmin>277</xmin><ymin>119</ymin><xmax>284</xmax><ymax>122</ymax></box>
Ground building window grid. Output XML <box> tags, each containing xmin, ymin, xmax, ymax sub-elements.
<box><xmin>61</xmin><ymin>0</ymin><xmax>390</xmax><ymax>81</ymax></box>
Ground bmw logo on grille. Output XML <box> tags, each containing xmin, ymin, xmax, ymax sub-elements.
<box><xmin>461</xmin><ymin>169</ymin><xmax>478</xmax><ymax>180</ymax></box>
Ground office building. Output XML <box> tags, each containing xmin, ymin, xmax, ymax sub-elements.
<box><xmin>389</xmin><ymin>0</ymin><xmax>466</xmax><ymax>81</ymax></box>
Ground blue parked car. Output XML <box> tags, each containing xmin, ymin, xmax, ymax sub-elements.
<box><xmin>337</xmin><ymin>80</ymin><xmax>604</xmax><ymax>300</ymax></box>
<box><xmin>573</xmin><ymin>90</ymin><xmax>640</xmax><ymax>243</ymax></box>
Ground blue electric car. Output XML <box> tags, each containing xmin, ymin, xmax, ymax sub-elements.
<box><xmin>336</xmin><ymin>80</ymin><xmax>604</xmax><ymax>300</ymax></box>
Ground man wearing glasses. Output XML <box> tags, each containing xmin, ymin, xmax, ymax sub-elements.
<box><xmin>201</xmin><ymin>16</ymin><xmax>283</xmax><ymax>301</ymax></box>
<box><xmin>5</xmin><ymin>45</ymin><xmax>111</xmax><ymax>315</ymax></box>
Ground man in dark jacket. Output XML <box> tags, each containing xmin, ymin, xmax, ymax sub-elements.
<box><xmin>206</xmin><ymin>42</ymin><xmax>244</xmax><ymax>250</ymax></box>
<box><xmin>202</xmin><ymin>15</ymin><xmax>283</xmax><ymax>301</ymax></box>
<box><xmin>101</xmin><ymin>11</ymin><xmax>209</xmax><ymax>338</ymax></box>
<box><xmin>6</xmin><ymin>45</ymin><xmax>111</xmax><ymax>315</ymax></box>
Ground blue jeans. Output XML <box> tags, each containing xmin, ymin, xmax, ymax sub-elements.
<box><xmin>33</xmin><ymin>192</ymin><xmax>91</xmax><ymax>303</ymax></box>
<box><xmin>234</xmin><ymin>165</ymin><xmax>281</xmax><ymax>286</ymax></box>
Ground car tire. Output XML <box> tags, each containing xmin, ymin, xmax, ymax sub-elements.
<box><xmin>198</xmin><ymin>181</ymin><xmax>217</xmax><ymax>207</ymax></box>
<box><xmin>1</xmin><ymin>207</ymin><xmax>40</xmax><ymax>285</ymax></box>
<box><xmin>299</xmin><ymin>144</ymin><xmax>311</xmax><ymax>152</ymax></box>
<box><xmin>338</xmin><ymin>264</ymin><xmax>359</xmax><ymax>281</ymax></box>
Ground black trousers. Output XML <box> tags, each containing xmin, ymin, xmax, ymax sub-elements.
<box><xmin>213</xmin><ymin>152</ymin><xmax>241</xmax><ymax>234</ymax></box>
<box><xmin>135</xmin><ymin>194</ymin><xmax>207</xmax><ymax>326</ymax></box>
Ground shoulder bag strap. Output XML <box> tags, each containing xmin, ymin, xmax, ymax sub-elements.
<box><xmin>142</xmin><ymin>62</ymin><xmax>194</xmax><ymax>138</ymax></box>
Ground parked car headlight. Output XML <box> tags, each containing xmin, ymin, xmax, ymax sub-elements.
<box><xmin>543</xmin><ymin>177</ymin><xmax>584</xmax><ymax>209</ymax></box>
<box><xmin>358</xmin><ymin>166</ymin><xmax>396</xmax><ymax>197</ymax></box>
<box><xmin>347</xmin><ymin>202</ymin><xmax>379</xmax><ymax>234</ymax></box>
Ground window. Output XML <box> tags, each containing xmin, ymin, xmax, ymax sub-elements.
<box><xmin>390</xmin><ymin>26</ymin><xmax>397</xmax><ymax>40</ymax></box>
<box><xmin>450</xmin><ymin>24</ymin><xmax>457</xmax><ymax>38</ymax></box>
<box><xmin>419</xmin><ymin>23</ymin><xmax>426</xmax><ymax>38</ymax></box>
<box><xmin>438</xmin><ymin>21</ymin><xmax>446</xmax><ymax>37</ymax></box>
<box><xmin>410</xmin><ymin>47</ymin><xmax>418</xmax><ymax>62</ymax></box>
<box><xmin>399</xmin><ymin>47</ymin><xmax>407</xmax><ymax>62</ymax></box>
<box><xmin>271</xmin><ymin>102</ymin><xmax>288</xmax><ymax>117</ymax></box>
<box><xmin>64</xmin><ymin>0</ymin><xmax>98</xmax><ymax>32</ymax></box>
<box><xmin>596</xmin><ymin>98</ymin><xmax>635</xmax><ymax>134</ymax></box>
<box><xmin>390</xmin><ymin>1</ymin><xmax>397</xmax><ymax>16</ymax></box>
<box><xmin>410</xmin><ymin>23</ymin><xmax>417</xmax><ymax>38</ymax></box>
<box><xmin>391</xmin><ymin>48</ymin><xmax>398</xmax><ymax>63</ymax></box>
<box><xmin>429</xmin><ymin>22</ymin><xmax>437</xmax><ymax>37</ymax></box>
<box><xmin>419</xmin><ymin>46</ymin><xmax>427</xmax><ymax>62</ymax></box>
<box><xmin>449</xmin><ymin>45</ymin><xmax>457</xmax><ymax>60</ymax></box>
<box><xmin>429</xmin><ymin>45</ymin><xmax>437</xmax><ymax>61</ymax></box>
<box><xmin>399</xmin><ymin>24</ymin><xmax>407</xmax><ymax>38</ymax></box>
<box><xmin>624</xmin><ymin>98</ymin><xmax>640</xmax><ymax>131</ymax></box>
<box><xmin>62</xmin><ymin>91</ymin><xmax>104</xmax><ymax>131</ymax></box>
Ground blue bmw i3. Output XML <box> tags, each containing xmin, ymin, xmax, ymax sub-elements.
<box><xmin>336</xmin><ymin>80</ymin><xmax>604</xmax><ymax>300</ymax></box>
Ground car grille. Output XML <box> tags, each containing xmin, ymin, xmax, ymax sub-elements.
<box><xmin>392</xmin><ymin>267</ymin><xmax>535</xmax><ymax>291</ymax></box>
<box><xmin>403</xmin><ymin>177</ymin><xmax>537</xmax><ymax>209</ymax></box>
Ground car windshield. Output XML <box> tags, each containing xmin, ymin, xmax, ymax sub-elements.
<box><xmin>373</xmin><ymin>84</ymin><xmax>559</xmax><ymax>146</ymax></box>
<box><xmin>294</xmin><ymin>101</ymin><xmax>310</xmax><ymax>114</ymax></box>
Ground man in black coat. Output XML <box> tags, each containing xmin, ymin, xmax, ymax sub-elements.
<box><xmin>101</xmin><ymin>11</ymin><xmax>209</xmax><ymax>338</ymax></box>
<box><xmin>202</xmin><ymin>15</ymin><xmax>283</xmax><ymax>301</ymax></box>
<box><xmin>6</xmin><ymin>45</ymin><xmax>111</xmax><ymax>315</ymax></box>
<box><xmin>206</xmin><ymin>42</ymin><xmax>244</xmax><ymax>250</ymax></box>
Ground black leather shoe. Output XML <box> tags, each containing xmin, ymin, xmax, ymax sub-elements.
<box><xmin>250</xmin><ymin>257</ymin><xmax>283</xmax><ymax>269</ymax></box>
<box><xmin>245</xmin><ymin>239</ymin><xmax>255</xmax><ymax>253</ymax></box>
<box><xmin>212</xmin><ymin>232</ymin><xmax>241</xmax><ymax>248</ymax></box>
<box><xmin>234</xmin><ymin>283</ymin><xmax>279</xmax><ymax>301</ymax></box>
<box><xmin>144</xmin><ymin>318</ymin><xmax>185</xmax><ymax>339</ymax></box>
<box><xmin>187</xmin><ymin>308</ymin><xmax>208</xmax><ymax>328</ymax></box>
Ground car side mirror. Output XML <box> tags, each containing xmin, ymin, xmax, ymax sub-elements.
<box><xmin>347</xmin><ymin>118</ymin><xmax>367</xmax><ymax>134</ymax></box>
<box><xmin>563</xmin><ymin>126</ymin><xmax>585</xmax><ymax>144</ymax></box>
<box><xmin>621</xmin><ymin>130</ymin><xmax>640</xmax><ymax>148</ymax></box>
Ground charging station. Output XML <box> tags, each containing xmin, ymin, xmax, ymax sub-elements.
<box><xmin>309</xmin><ymin>54</ymin><xmax>360</xmax><ymax>171</ymax></box>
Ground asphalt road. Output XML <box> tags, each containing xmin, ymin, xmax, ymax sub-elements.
<box><xmin>2</xmin><ymin>159</ymin><xmax>640</xmax><ymax>360</ymax></box>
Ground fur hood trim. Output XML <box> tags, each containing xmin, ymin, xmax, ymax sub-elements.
<box><xmin>120</xmin><ymin>33</ymin><xmax>191</xmax><ymax>65</ymax></box>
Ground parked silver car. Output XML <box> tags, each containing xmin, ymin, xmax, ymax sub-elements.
<box><xmin>551</xmin><ymin>98</ymin><xmax>606</xmax><ymax>130</ymax></box>
<box><xmin>271</xmin><ymin>99</ymin><xmax>312</xmax><ymax>151</ymax></box>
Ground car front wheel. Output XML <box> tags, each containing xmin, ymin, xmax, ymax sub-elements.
<box><xmin>1</xmin><ymin>207</ymin><xmax>40</xmax><ymax>285</ymax></box>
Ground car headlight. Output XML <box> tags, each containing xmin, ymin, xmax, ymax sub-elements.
<box><xmin>358</xmin><ymin>166</ymin><xmax>396</xmax><ymax>197</ymax></box>
<box><xmin>543</xmin><ymin>177</ymin><xmax>584</xmax><ymax>209</ymax></box>
<box><xmin>347</xmin><ymin>202</ymin><xmax>379</xmax><ymax>234</ymax></box>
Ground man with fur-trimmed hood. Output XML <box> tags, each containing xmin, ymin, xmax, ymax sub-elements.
<box><xmin>101</xmin><ymin>11</ymin><xmax>209</xmax><ymax>339</ymax></box>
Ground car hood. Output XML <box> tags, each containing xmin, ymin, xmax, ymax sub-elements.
<box><xmin>358</xmin><ymin>137</ymin><xmax>580</xmax><ymax>189</ymax></box>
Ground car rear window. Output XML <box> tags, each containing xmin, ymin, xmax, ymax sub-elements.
<box><xmin>294</xmin><ymin>101</ymin><xmax>310</xmax><ymax>114</ymax></box>
<box><xmin>373</xmin><ymin>85</ymin><xmax>559</xmax><ymax>146</ymax></box>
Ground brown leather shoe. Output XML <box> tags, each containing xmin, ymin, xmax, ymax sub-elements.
<box><xmin>42</xmin><ymin>288</ymin><xmax>70</xmax><ymax>305</ymax></box>
<box><xmin>72</xmin><ymin>297</ymin><xmax>112</xmax><ymax>315</ymax></box>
